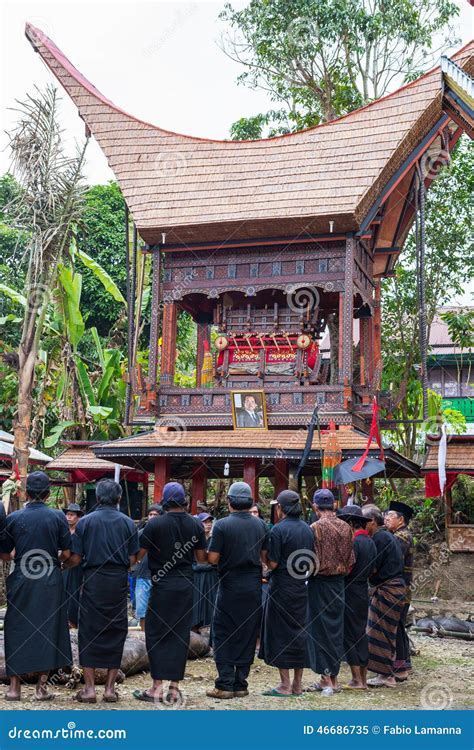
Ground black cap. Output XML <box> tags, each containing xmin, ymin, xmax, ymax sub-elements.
<box><xmin>26</xmin><ymin>471</ymin><xmax>50</xmax><ymax>496</ymax></box>
<box><xmin>389</xmin><ymin>501</ymin><xmax>414</xmax><ymax>521</ymax></box>
<box><xmin>63</xmin><ymin>503</ymin><xmax>84</xmax><ymax>516</ymax></box>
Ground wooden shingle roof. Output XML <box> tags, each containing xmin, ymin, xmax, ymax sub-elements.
<box><xmin>25</xmin><ymin>24</ymin><xmax>474</xmax><ymax>245</ymax></box>
<box><xmin>423</xmin><ymin>436</ymin><xmax>474</xmax><ymax>472</ymax></box>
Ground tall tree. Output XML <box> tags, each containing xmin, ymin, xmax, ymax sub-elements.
<box><xmin>221</xmin><ymin>0</ymin><xmax>459</xmax><ymax>137</ymax></box>
<box><xmin>381</xmin><ymin>138</ymin><xmax>473</xmax><ymax>457</ymax></box>
<box><xmin>5</xmin><ymin>86</ymin><xmax>87</xmax><ymax>501</ymax></box>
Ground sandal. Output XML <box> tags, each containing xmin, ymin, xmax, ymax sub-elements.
<box><xmin>102</xmin><ymin>691</ymin><xmax>119</xmax><ymax>703</ymax></box>
<box><xmin>262</xmin><ymin>688</ymin><xmax>295</xmax><ymax>697</ymax></box>
<box><xmin>162</xmin><ymin>689</ymin><xmax>183</xmax><ymax>705</ymax></box>
<box><xmin>132</xmin><ymin>689</ymin><xmax>159</xmax><ymax>704</ymax></box>
<box><xmin>74</xmin><ymin>690</ymin><xmax>97</xmax><ymax>704</ymax></box>
<box><xmin>4</xmin><ymin>694</ymin><xmax>21</xmax><ymax>702</ymax></box>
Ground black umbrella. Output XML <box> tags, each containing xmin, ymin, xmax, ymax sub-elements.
<box><xmin>334</xmin><ymin>457</ymin><xmax>386</xmax><ymax>485</ymax></box>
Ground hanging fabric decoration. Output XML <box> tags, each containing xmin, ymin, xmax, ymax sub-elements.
<box><xmin>352</xmin><ymin>397</ymin><xmax>384</xmax><ymax>473</ymax></box>
<box><xmin>201</xmin><ymin>339</ymin><xmax>214</xmax><ymax>387</ymax></box>
<box><xmin>322</xmin><ymin>421</ymin><xmax>342</xmax><ymax>488</ymax></box>
<box><xmin>438</xmin><ymin>423</ymin><xmax>447</xmax><ymax>495</ymax></box>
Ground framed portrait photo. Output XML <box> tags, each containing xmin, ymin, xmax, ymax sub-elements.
<box><xmin>231</xmin><ymin>390</ymin><xmax>268</xmax><ymax>430</ymax></box>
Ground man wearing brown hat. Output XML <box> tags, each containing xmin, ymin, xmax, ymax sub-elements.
<box><xmin>306</xmin><ymin>489</ymin><xmax>354</xmax><ymax>694</ymax></box>
<box><xmin>0</xmin><ymin>471</ymin><xmax>73</xmax><ymax>701</ymax></box>
<box><xmin>384</xmin><ymin>500</ymin><xmax>414</xmax><ymax>681</ymax></box>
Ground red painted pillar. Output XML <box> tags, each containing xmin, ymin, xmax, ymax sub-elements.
<box><xmin>243</xmin><ymin>458</ymin><xmax>259</xmax><ymax>502</ymax></box>
<box><xmin>153</xmin><ymin>457</ymin><xmax>170</xmax><ymax>503</ymax></box>
<box><xmin>274</xmin><ymin>458</ymin><xmax>288</xmax><ymax>497</ymax></box>
<box><xmin>191</xmin><ymin>460</ymin><xmax>207</xmax><ymax>514</ymax></box>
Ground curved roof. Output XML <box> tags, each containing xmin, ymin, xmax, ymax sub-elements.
<box><xmin>25</xmin><ymin>23</ymin><xmax>474</xmax><ymax>244</ymax></box>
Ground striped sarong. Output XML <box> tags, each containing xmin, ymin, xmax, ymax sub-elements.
<box><xmin>367</xmin><ymin>577</ymin><xmax>406</xmax><ymax>676</ymax></box>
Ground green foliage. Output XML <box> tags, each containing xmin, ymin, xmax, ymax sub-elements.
<box><xmin>222</xmin><ymin>0</ymin><xmax>459</xmax><ymax>134</ymax></box>
<box><xmin>75</xmin><ymin>182</ymin><xmax>127</xmax><ymax>334</ymax></box>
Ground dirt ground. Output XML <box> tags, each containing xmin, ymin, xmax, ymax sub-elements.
<box><xmin>0</xmin><ymin>633</ymin><xmax>471</xmax><ymax>712</ymax></box>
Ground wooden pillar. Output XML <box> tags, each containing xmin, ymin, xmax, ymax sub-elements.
<box><xmin>153</xmin><ymin>457</ymin><xmax>170</xmax><ymax>503</ymax></box>
<box><xmin>373</xmin><ymin>279</ymin><xmax>382</xmax><ymax>380</ymax></box>
<box><xmin>160</xmin><ymin>302</ymin><xmax>177</xmax><ymax>386</ymax></box>
<box><xmin>338</xmin><ymin>292</ymin><xmax>344</xmax><ymax>381</ymax></box>
<box><xmin>195</xmin><ymin>318</ymin><xmax>210</xmax><ymax>388</ymax></box>
<box><xmin>142</xmin><ymin>474</ymin><xmax>149</xmax><ymax>516</ymax></box>
<box><xmin>342</xmin><ymin>237</ymin><xmax>355</xmax><ymax>383</ymax></box>
<box><xmin>191</xmin><ymin>460</ymin><xmax>207</xmax><ymax>514</ymax></box>
<box><xmin>273</xmin><ymin>458</ymin><xmax>288</xmax><ymax>497</ymax></box>
<box><xmin>243</xmin><ymin>458</ymin><xmax>259</xmax><ymax>502</ymax></box>
<box><xmin>148</xmin><ymin>249</ymin><xmax>161</xmax><ymax>389</ymax></box>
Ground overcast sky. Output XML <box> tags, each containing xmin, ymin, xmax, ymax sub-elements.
<box><xmin>1</xmin><ymin>0</ymin><xmax>472</xmax><ymax>184</ymax></box>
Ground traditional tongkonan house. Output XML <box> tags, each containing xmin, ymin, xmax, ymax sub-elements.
<box><xmin>25</xmin><ymin>25</ymin><xmax>474</xmax><ymax>508</ymax></box>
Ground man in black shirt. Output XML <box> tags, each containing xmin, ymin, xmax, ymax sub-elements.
<box><xmin>207</xmin><ymin>481</ymin><xmax>269</xmax><ymax>699</ymax></box>
<box><xmin>362</xmin><ymin>506</ymin><xmax>406</xmax><ymax>688</ymax></box>
<box><xmin>134</xmin><ymin>483</ymin><xmax>207</xmax><ymax>706</ymax></box>
<box><xmin>338</xmin><ymin>505</ymin><xmax>377</xmax><ymax>689</ymax></box>
<box><xmin>0</xmin><ymin>471</ymin><xmax>72</xmax><ymax>701</ymax></box>
<box><xmin>66</xmin><ymin>479</ymin><xmax>139</xmax><ymax>703</ymax></box>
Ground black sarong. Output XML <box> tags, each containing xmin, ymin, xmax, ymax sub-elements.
<box><xmin>213</xmin><ymin>570</ymin><xmax>262</xmax><ymax>666</ymax></box>
<box><xmin>146</xmin><ymin>574</ymin><xmax>193</xmax><ymax>681</ymax></box>
<box><xmin>306</xmin><ymin>575</ymin><xmax>345</xmax><ymax>676</ymax></box>
<box><xmin>78</xmin><ymin>566</ymin><xmax>128</xmax><ymax>669</ymax></box>
<box><xmin>63</xmin><ymin>565</ymin><xmax>83</xmax><ymax>628</ymax></box>
<box><xmin>191</xmin><ymin>564</ymin><xmax>218</xmax><ymax>629</ymax></box>
<box><xmin>259</xmin><ymin>570</ymin><xmax>308</xmax><ymax>668</ymax></box>
<box><xmin>5</xmin><ymin>565</ymin><xmax>72</xmax><ymax>676</ymax></box>
<box><xmin>344</xmin><ymin>581</ymin><xmax>369</xmax><ymax>667</ymax></box>
<box><xmin>367</xmin><ymin>577</ymin><xmax>405</xmax><ymax>676</ymax></box>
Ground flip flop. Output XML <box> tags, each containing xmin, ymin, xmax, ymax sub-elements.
<box><xmin>35</xmin><ymin>693</ymin><xmax>55</xmax><ymax>702</ymax></box>
<box><xmin>74</xmin><ymin>691</ymin><xmax>97</xmax><ymax>704</ymax></box>
<box><xmin>132</xmin><ymin>689</ymin><xmax>159</xmax><ymax>704</ymax></box>
<box><xmin>102</xmin><ymin>692</ymin><xmax>119</xmax><ymax>703</ymax></box>
<box><xmin>163</xmin><ymin>689</ymin><xmax>183</xmax><ymax>705</ymax></box>
<box><xmin>262</xmin><ymin>688</ymin><xmax>295</xmax><ymax>697</ymax></box>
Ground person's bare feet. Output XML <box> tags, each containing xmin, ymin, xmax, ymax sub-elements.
<box><xmin>274</xmin><ymin>682</ymin><xmax>292</xmax><ymax>695</ymax></box>
<box><xmin>5</xmin><ymin>690</ymin><xmax>21</xmax><ymax>701</ymax></box>
<box><xmin>347</xmin><ymin>680</ymin><xmax>367</xmax><ymax>689</ymax></box>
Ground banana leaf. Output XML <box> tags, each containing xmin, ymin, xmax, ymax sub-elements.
<box><xmin>0</xmin><ymin>283</ymin><xmax>27</xmax><ymax>306</ymax></box>
<box><xmin>75</xmin><ymin>355</ymin><xmax>96</xmax><ymax>407</ymax></box>
<box><xmin>44</xmin><ymin>419</ymin><xmax>78</xmax><ymax>448</ymax></box>
<box><xmin>90</xmin><ymin>326</ymin><xmax>105</xmax><ymax>370</ymax></box>
<box><xmin>76</xmin><ymin>248</ymin><xmax>126</xmax><ymax>306</ymax></box>
<box><xmin>97</xmin><ymin>350</ymin><xmax>121</xmax><ymax>403</ymax></box>
<box><xmin>57</xmin><ymin>265</ymin><xmax>85</xmax><ymax>348</ymax></box>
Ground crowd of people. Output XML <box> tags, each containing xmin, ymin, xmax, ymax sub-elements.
<box><xmin>0</xmin><ymin>470</ymin><xmax>414</xmax><ymax>703</ymax></box>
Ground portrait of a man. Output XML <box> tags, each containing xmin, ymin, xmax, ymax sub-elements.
<box><xmin>231</xmin><ymin>391</ymin><xmax>268</xmax><ymax>429</ymax></box>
